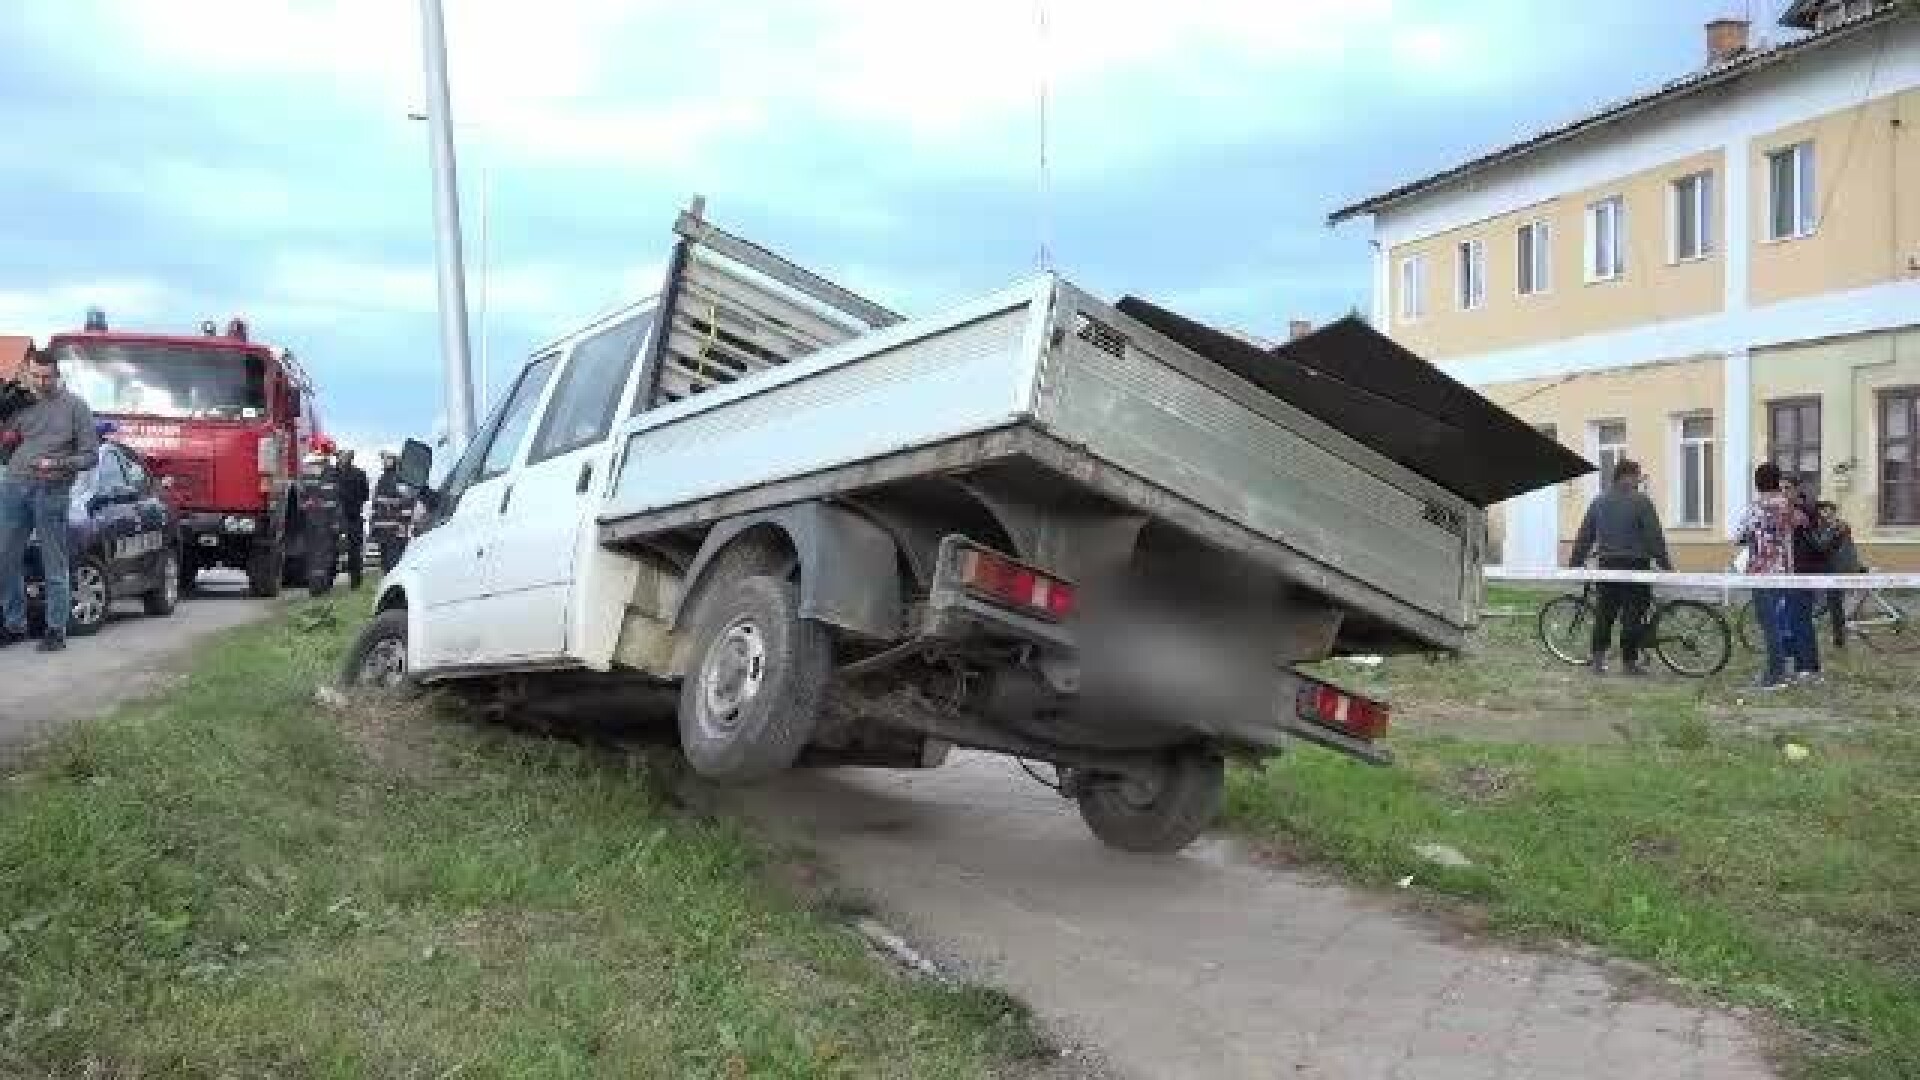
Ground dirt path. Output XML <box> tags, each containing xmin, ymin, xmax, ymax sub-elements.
<box><xmin>0</xmin><ymin>573</ymin><xmax>277</xmax><ymax>750</ymax></box>
<box><xmin>728</xmin><ymin>752</ymin><xmax>1778</xmax><ymax>1080</ymax></box>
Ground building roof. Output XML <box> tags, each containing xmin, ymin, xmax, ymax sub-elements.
<box><xmin>1327</xmin><ymin>3</ymin><xmax>1904</xmax><ymax>225</ymax></box>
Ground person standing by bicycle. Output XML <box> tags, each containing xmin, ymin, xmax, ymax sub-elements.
<box><xmin>1811</xmin><ymin>500</ymin><xmax>1860</xmax><ymax>651</ymax></box>
<box><xmin>1735</xmin><ymin>462</ymin><xmax>1808</xmax><ymax>690</ymax></box>
<box><xmin>1569</xmin><ymin>458</ymin><xmax>1671</xmax><ymax>677</ymax></box>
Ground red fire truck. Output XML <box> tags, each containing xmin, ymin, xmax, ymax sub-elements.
<box><xmin>47</xmin><ymin>310</ymin><xmax>326</xmax><ymax>597</ymax></box>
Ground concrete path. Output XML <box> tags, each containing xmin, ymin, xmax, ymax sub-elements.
<box><xmin>0</xmin><ymin>572</ymin><xmax>276</xmax><ymax>750</ymax></box>
<box><xmin>730</xmin><ymin>752</ymin><xmax>1778</xmax><ymax>1080</ymax></box>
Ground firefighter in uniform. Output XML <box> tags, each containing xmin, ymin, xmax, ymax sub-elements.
<box><xmin>369</xmin><ymin>447</ymin><xmax>414</xmax><ymax>574</ymax></box>
<box><xmin>298</xmin><ymin>436</ymin><xmax>343</xmax><ymax>596</ymax></box>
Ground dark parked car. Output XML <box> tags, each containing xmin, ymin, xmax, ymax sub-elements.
<box><xmin>25</xmin><ymin>441</ymin><xmax>182</xmax><ymax>635</ymax></box>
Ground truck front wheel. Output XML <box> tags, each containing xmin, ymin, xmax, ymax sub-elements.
<box><xmin>1071</xmin><ymin>749</ymin><xmax>1225</xmax><ymax>854</ymax></box>
<box><xmin>678</xmin><ymin>574</ymin><xmax>832</xmax><ymax>783</ymax></box>
<box><xmin>247</xmin><ymin>541</ymin><xmax>284</xmax><ymax>598</ymax></box>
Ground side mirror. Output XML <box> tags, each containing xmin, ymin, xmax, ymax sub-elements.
<box><xmin>399</xmin><ymin>438</ymin><xmax>433</xmax><ymax>490</ymax></box>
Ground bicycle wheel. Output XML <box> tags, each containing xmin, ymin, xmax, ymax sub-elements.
<box><xmin>1652</xmin><ymin>599</ymin><xmax>1732</xmax><ymax>678</ymax></box>
<box><xmin>1538</xmin><ymin>594</ymin><xmax>1594</xmax><ymax>666</ymax></box>
<box><xmin>1858</xmin><ymin>589</ymin><xmax>1920</xmax><ymax>655</ymax></box>
<box><xmin>1731</xmin><ymin>598</ymin><xmax>1765</xmax><ymax>653</ymax></box>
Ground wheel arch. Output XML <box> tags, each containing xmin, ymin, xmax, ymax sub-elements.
<box><xmin>668</xmin><ymin>503</ymin><xmax>903</xmax><ymax>643</ymax></box>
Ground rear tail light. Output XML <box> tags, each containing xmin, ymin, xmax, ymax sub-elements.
<box><xmin>956</xmin><ymin>547</ymin><xmax>1076</xmax><ymax>620</ymax></box>
<box><xmin>1297</xmin><ymin>681</ymin><xmax>1391</xmax><ymax>742</ymax></box>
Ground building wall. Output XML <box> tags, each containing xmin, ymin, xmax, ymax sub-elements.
<box><xmin>1480</xmin><ymin>356</ymin><xmax>1730</xmax><ymax>570</ymax></box>
<box><xmin>1389</xmin><ymin>150</ymin><xmax>1725</xmax><ymax>361</ymax></box>
<box><xmin>1751</xmin><ymin>327</ymin><xmax>1920</xmax><ymax>569</ymax></box>
<box><xmin>1749</xmin><ymin>86</ymin><xmax>1920</xmax><ymax>306</ymax></box>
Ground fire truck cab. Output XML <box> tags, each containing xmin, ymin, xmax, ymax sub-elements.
<box><xmin>47</xmin><ymin>310</ymin><xmax>324</xmax><ymax>597</ymax></box>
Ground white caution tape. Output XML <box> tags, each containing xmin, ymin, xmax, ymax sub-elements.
<box><xmin>1487</xmin><ymin>567</ymin><xmax>1920</xmax><ymax>591</ymax></box>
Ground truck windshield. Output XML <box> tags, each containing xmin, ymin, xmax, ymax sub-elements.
<box><xmin>53</xmin><ymin>342</ymin><xmax>269</xmax><ymax>420</ymax></box>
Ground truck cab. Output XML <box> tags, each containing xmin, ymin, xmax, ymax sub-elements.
<box><xmin>48</xmin><ymin>313</ymin><xmax>322</xmax><ymax>597</ymax></box>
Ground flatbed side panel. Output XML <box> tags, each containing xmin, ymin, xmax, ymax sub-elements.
<box><xmin>1036</xmin><ymin>298</ymin><xmax>1473</xmax><ymax>626</ymax></box>
<box><xmin>604</xmin><ymin>305</ymin><xmax>1039</xmax><ymax>527</ymax></box>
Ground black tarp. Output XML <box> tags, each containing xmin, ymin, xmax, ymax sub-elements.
<box><xmin>1113</xmin><ymin>298</ymin><xmax>1593</xmax><ymax>508</ymax></box>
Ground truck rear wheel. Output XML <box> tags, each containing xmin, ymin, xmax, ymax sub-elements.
<box><xmin>678</xmin><ymin>573</ymin><xmax>832</xmax><ymax>783</ymax></box>
<box><xmin>1073</xmin><ymin>749</ymin><xmax>1225</xmax><ymax>853</ymax></box>
<box><xmin>247</xmin><ymin>541</ymin><xmax>284</xmax><ymax>598</ymax></box>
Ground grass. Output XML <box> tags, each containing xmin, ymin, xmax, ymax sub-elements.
<box><xmin>1229</xmin><ymin>586</ymin><xmax>1920</xmax><ymax>1079</ymax></box>
<box><xmin>0</xmin><ymin>598</ymin><xmax>1047</xmax><ymax>1079</ymax></box>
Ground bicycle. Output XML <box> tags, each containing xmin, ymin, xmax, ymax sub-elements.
<box><xmin>1537</xmin><ymin>583</ymin><xmax>1732</xmax><ymax>677</ymax></box>
<box><xmin>1730</xmin><ymin>571</ymin><xmax>1919</xmax><ymax>655</ymax></box>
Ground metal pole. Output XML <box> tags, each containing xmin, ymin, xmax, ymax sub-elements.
<box><xmin>417</xmin><ymin>0</ymin><xmax>476</xmax><ymax>451</ymax></box>
<box><xmin>477</xmin><ymin>163</ymin><xmax>490</xmax><ymax>410</ymax></box>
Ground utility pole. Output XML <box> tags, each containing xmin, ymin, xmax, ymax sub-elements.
<box><xmin>417</xmin><ymin>0</ymin><xmax>476</xmax><ymax>452</ymax></box>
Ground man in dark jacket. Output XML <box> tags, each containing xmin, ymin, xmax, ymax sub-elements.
<box><xmin>1569</xmin><ymin>458</ymin><xmax>1671</xmax><ymax>676</ymax></box>
<box><xmin>1812</xmin><ymin>501</ymin><xmax>1861</xmax><ymax>650</ymax></box>
<box><xmin>369</xmin><ymin>449</ymin><xmax>413</xmax><ymax>574</ymax></box>
<box><xmin>337</xmin><ymin>448</ymin><xmax>370</xmax><ymax>590</ymax></box>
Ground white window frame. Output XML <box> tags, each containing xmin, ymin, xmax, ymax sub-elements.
<box><xmin>1517</xmin><ymin>220</ymin><xmax>1551</xmax><ymax>296</ymax></box>
<box><xmin>1398</xmin><ymin>255</ymin><xmax>1424</xmax><ymax>322</ymax></box>
<box><xmin>1767</xmin><ymin>141</ymin><xmax>1817</xmax><ymax>242</ymax></box>
<box><xmin>1457</xmin><ymin>239</ymin><xmax>1486</xmax><ymax>311</ymax></box>
<box><xmin>1670</xmin><ymin>412</ymin><xmax>1716</xmax><ymax>528</ymax></box>
<box><xmin>1588</xmin><ymin>419</ymin><xmax>1628</xmax><ymax>497</ymax></box>
<box><xmin>1669</xmin><ymin>171</ymin><xmax>1714</xmax><ymax>263</ymax></box>
<box><xmin>1584</xmin><ymin>196</ymin><xmax>1625</xmax><ymax>283</ymax></box>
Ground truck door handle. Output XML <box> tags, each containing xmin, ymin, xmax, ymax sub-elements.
<box><xmin>576</xmin><ymin>461</ymin><xmax>594</xmax><ymax>493</ymax></box>
<box><xmin>498</xmin><ymin>485</ymin><xmax>513</xmax><ymax>514</ymax></box>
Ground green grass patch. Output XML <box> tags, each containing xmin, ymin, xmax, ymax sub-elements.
<box><xmin>0</xmin><ymin>599</ymin><xmax>1046</xmax><ymax>1079</ymax></box>
<box><xmin>1235</xmin><ymin>589</ymin><xmax>1920</xmax><ymax>1079</ymax></box>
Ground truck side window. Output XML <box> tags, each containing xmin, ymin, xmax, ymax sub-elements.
<box><xmin>528</xmin><ymin>312</ymin><xmax>652</xmax><ymax>464</ymax></box>
<box><xmin>430</xmin><ymin>352</ymin><xmax>559</xmax><ymax>519</ymax></box>
<box><xmin>477</xmin><ymin>352</ymin><xmax>559</xmax><ymax>483</ymax></box>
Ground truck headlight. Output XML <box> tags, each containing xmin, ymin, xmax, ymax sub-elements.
<box><xmin>223</xmin><ymin>516</ymin><xmax>258</xmax><ymax>534</ymax></box>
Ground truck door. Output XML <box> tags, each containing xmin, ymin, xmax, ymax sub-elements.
<box><xmin>411</xmin><ymin>351</ymin><xmax>560</xmax><ymax>669</ymax></box>
<box><xmin>474</xmin><ymin>309</ymin><xmax>653</xmax><ymax>661</ymax></box>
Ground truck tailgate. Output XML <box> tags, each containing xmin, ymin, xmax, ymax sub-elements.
<box><xmin>1034</xmin><ymin>286</ymin><xmax>1489</xmax><ymax>628</ymax></box>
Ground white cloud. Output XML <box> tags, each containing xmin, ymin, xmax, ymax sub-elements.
<box><xmin>57</xmin><ymin>0</ymin><xmax>1538</xmax><ymax>181</ymax></box>
<box><xmin>0</xmin><ymin>279</ymin><xmax>177</xmax><ymax>344</ymax></box>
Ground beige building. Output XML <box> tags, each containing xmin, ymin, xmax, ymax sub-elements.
<box><xmin>1332</xmin><ymin>0</ymin><xmax>1920</xmax><ymax>572</ymax></box>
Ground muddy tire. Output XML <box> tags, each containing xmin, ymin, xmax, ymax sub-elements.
<box><xmin>1074</xmin><ymin>750</ymin><xmax>1225</xmax><ymax>854</ymax></box>
<box><xmin>340</xmin><ymin>609</ymin><xmax>421</xmax><ymax>698</ymax></box>
<box><xmin>677</xmin><ymin>573</ymin><xmax>831</xmax><ymax>784</ymax></box>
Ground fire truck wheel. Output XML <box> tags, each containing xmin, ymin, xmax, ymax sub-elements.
<box><xmin>143</xmin><ymin>549</ymin><xmax>181</xmax><ymax>617</ymax></box>
<box><xmin>176</xmin><ymin>550</ymin><xmax>198</xmax><ymax>596</ymax></box>
<box><xmin>247</xmin><ymin>543</ymin><xmax>284</xmax><ymax>598</ymax></box>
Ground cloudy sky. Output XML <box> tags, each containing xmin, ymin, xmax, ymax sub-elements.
<box><xmin>0</xmin><ymin>0</ymin><xmax>1791</xmax><ymax>452</ymax></box>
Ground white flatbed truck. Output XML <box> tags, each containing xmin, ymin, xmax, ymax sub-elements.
<box><xmin>343</xmin><ymin>202</ymin><xmax>1584</xmax><ymax>852</ymax></box>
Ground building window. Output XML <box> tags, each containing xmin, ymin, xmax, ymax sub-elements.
<box><xmin>1586</xmin><ymin>196</ymin><xmax>1625</xmax><ymax>282</ymax></box>
<box><xmin>1591</xmin><ymin>420</ymin><xmax>1628</xmax><ymax>488</ymax></box>
<box><xmin>1882</xmin><ymin>388</ymin><xmax>1919</xmax><ymax>525</ymax></box>
<box><xmin>1767</xmin><ymin>141</ymin><xmax>1817</xmax><ymax>241</ymax></box>
<box><xmin>1674</xmin><ymin>413</ymin><xmax>1716</xmax><ymax>527</ymax></box>
<box><xmin>1517</xmin><ymin>220</ymin><xmax>1551</xmax><ymax>296</ymax></box>
<box><xmin>1458</xmin><ymin>240</ymin><xmax>1486</xmax><ymax>310</ymax></box>
<box><xmin>1768</xmin><ymin>397</ymin><xmax>1822</xmax><ymax>497</ymax></box>
<box><xmin>1398</xmin><ymin>256</ymin><xmax>1424</xmax><ymax>322</ymax></box>
<box><xmin>1671</xmin><ymin>171</ymin><xmax>1714</xmax><ymax>262</ymax></box>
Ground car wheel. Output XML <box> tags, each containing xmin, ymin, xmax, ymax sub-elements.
<box><xmin>677</xmin><ymin>573</ymin><xmax>832</xmax><ymax>783</ymax></box>
<box><xmin>339</xmin><ymin>609</ymin><xmax>422</xmax><ymax>698</ymax></box>
<box><xmin>68</xmin><ymin>556</ymin><xmax>111</xmax><ymax>637</ymax></box>
<box><xmin>144</xmin><ymin>548</ymin><xmax>181</xmax><ymax>617</ymax></box>
<box><xmin>1073</xmin><ymin>749</ymin><xmax>1225</xmax><ymax>854</ymax></box>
